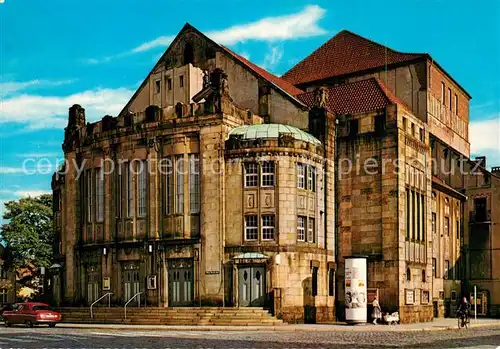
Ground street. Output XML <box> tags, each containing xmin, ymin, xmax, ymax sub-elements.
<box><xmin>0</xmin><ymin>325</ymin><xmax>499</xmax><ymax>349</ymax></box>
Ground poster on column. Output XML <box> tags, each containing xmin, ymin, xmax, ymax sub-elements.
<box><xmin>344</xmin><ymin>256</ymin><xmax>367</xmax><ymax>324</ymax></box>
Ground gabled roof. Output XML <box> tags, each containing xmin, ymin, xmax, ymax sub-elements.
<box><xmin>296</xmin><ymin>77</ymin><xmax>408</xmax><ymax>115</ymax></box>
<box><xmin>282</xmin><ymin>30</ymin><xmax>425</xmax><ymax>86</ymax></box>
<box><xmin>119</xmin><ymin>23</ymin><xmax>305</xmax><ymax>116</ymax></box>
<box><xmin>219</xmin><ymin>46</ymin><xmax>304</xmax><ymax>98</ymax></box>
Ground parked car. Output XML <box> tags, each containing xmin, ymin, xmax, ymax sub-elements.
<box><xmin>0</xmin><ymin>303</ymin><xmax>17</xmax><ymax>319</ymax></box>
<box><xmin>3</xmin><ymin>302</ymin><xmax>61</xmax><ymax>327</ymax></box>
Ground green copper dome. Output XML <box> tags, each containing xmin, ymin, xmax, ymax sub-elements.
<box><xmin>228</xmin><ymin>124</ymin><xmax>321</xmax><ymax>146</ymax></box>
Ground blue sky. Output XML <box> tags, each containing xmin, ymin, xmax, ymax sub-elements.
<box><xmin>0</xmin><ymin>0</ymin><xmax>499</xmax><ymax>222</ymax></box>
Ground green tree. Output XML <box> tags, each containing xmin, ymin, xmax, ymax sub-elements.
<box><xmin>1</xmin><ymin>194</ymin><xmax>54</xmax><ymax>287</ymax></box>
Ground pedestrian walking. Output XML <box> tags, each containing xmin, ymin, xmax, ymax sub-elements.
<box><xmin>372</xmin><ymin>296</ymin><xmax>382</xmax><ymax>324</ymax></box>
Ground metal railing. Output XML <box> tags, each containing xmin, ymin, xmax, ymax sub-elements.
<box><xmin>90</xmin><ymin>292</ymin><xmax>113</xmax><ymax>319</ymax></box>
<box><xmin>124</xmin><ymin>292</ymin><xmax>142</xmax><ymax>319</ymax></box>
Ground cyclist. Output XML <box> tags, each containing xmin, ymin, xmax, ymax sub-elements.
<box><xmin>457</xmin><ymin>296</ymin><xmax>470</xmax><ymax>321</ymax></box>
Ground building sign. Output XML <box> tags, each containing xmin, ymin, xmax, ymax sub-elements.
<box><xmin>147</xmin><ymin>275</ymin><xmax>157</xmax><ymax>290</ymax></box>
<box><xmin>405</xmin><ymin>289</ymin><xmax>414</xmax><ymax>305</ymax></box>
<box><xmin>102</xmin><ymin>277</ymin><xmax>111</xmax><ymax>291</ymax></box>
<box><xmin>344</xmin><ymin>256</ymin><xmax>367</xmax><ymax>324</ymax></box>
<box><xmin>205</xmin><ymin>271</ymin><xmax>220</xmax><ymax>275</ymax></box>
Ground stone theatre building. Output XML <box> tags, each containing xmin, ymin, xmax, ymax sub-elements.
<box><xmin>52</xmin><ymin>24</ymin><xmax>499</xmax><ymax>323</ymax></box>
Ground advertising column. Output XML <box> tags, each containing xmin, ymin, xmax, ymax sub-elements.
<box><xmin>344</xmin><ymin>256</ymin><xmax>368</xmax><ymax>324</ymax></box>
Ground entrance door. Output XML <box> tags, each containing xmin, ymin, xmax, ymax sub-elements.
<box><xmin>168</xmin><ymin>259</ymin><xmax>193</xmax><ymax>306</ymax></box>
<box><xmin>123</xmin><ymin>262</ymin><xmax>140</xmax><ymax>305</ymax></box>
<box><xmin>86</xmin><ymin>266</ymin><xmax>100</xmax><ymax>304</ymax></box>
<box><xmin>238</xmin><ymin>266</ymin><xmax>265</xmax><ymax>307</ymax></box>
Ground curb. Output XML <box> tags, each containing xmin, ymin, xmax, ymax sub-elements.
<box><xmin>54</xmin><ymin>321</ymin><xmax>500</xmax><ymax>333</ymax></box>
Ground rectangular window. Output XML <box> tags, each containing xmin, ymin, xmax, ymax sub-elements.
<box><xmin>137</xmin><ymin>160</ymin><xmax>147</xmax><ymax>217</ymax></box>
<box><xmin>312</xmin><ymin>267</ymin><xmax>318</xmax><ymax>296</ymax></box>
<box><xmin>86</xmin><ymin>169</ymin><xmax>92</xmax><ymax>223</ymax></box>
<box><xmin>444</xmin><ymin>216</ymin><xmax>450</xmax><ymax>236</ymax></box>
<box><xmin>155</xmin><ymin>80</ymin><xmax>161</xmax><ymax>94</ymax></box>
<box><xmin>167</xmin><ymin>78</ymin><xmax>172</xmax><ymax>90</ymax></box>
<box><xmin>348</xmin><ymin>119</ymin><xmax>359</xmax><ymax>137</ymax></box>
<box><xmin>328</xmin><ymin>269</ymin><xmax>334</xmax><ymax>296</ymax></box>
<box><xmin>175</xmin><ymin>156</ymin><xmax>184</xmax><ymax>214</ymax></box>
<box><xmin>0</xmin><ymin>288</ymin><xmax>7</xmax><ymax>303</ymax></box>
<box><xmin>297</xmin><ymin>216</ymin><xmax>306</xmax><ymax>242</ymax></box>
<box><xmin>411</xmin><ymin>123</ymin><xmax>415</xmax><ymax>137</ymax></box>
<box><xmin>308</xmin><ymin>166</ymin><xmax>316</xmax><ymax>192</ymax></box>
<box><xmin>406</xmin><ymin>189</ymin><xmax>411</xmax><ymax>240</ymax></box>
<box><xmin>261</xmin><ymin>215</ymin><xmax>275</xmax><ymax>240</ymax></box>
<box><xmin>297</xmin><ymin>163</ymin><xmax>305</xmax><ymax>189</ymax></box>
<box><xmin>444</xmin><ymin>260</ymin><xmax>450</xmax><ymax>279</ymax></box>
<box><xmin>95</xmin><ymin>168</ymin><xmax>104</xmax><ymax>222</ymax></box>
<box><xmin>375</xmin><ymin>114</ymin><xmax>386</xmax><ymax>134</ymax></box>
<box><xmin>189</xmin><ymin>154</ymin><xmax>200</xmax><ymax>214</ymax></box>
<box><xmin>416</xmin><ymin>194</ymin><xmax>420</xmax><ymax>240</ymax></box>
<box><xmin>432</xmin><ymin>212</ymin><xmax>437</xmax><ymax>235</ymax></box>
<box><xmin>412</xmin><ymin>191</ymin><xmax>416</xmax><ymax>239</ymax></box>
<box><xmin>165</xmin><ymin>159</ymin><xmax>173</xmax><ymax>215</ymax></box>
<box><xmin>441</xmin><ymin>82</ymin><xmax>445</xmax><ymax>104</ymax></box>
<box><xmin>126</xmin><ymin>163</ymin><xmax>134</xmax><ymax>218</ymax></box>
<box><xmin>261</xmin><ymin>161</ymin><xmax>275</xmax><ymax>187</ymax></box>
<box><xmin>245</xmin><ymin>215</ymin><xmax>258</xmax><ymax>241</ymax></box>
<box><xmin>421</xmin><ymin>194</ymin><xmax>425</xmax><ymax>241</ymax></box>
<box><xmin>456</xmin><ymin>220</ymin><xmax>460</xmax><ymax>240</ymax></box>
<box><xmin>432</xmin><ymin>258</ymin><xmax>437</xmax><ymax>277</ymax></box>
<box><xmin>419</xmin><ymin>128</ymin><xmax>425</xmax><ymax>142</ymax></box>
<box><xmin>179</xmin><ymin>75</ymin><xmax>184</xmax><ymax>87</ymax></box>
<box><xmin>307</xmin><ymin>217</ymin><xmax>315</xmax><ymax>243</ymax></box>
<box><xmin>402</xmin><ymin>117</ymin><xmax>407</xmax><ymax>131</ymax></box>
<box><xmin>448</xmin><ymin>88</ymin><xmax>452</xmax><ymax>110</ymax></box>
<box><xmin>244</xmin><ymin>163</ymin><xmax>258</xmax><ymax>187</ymax></box>
<box><xmin>116</xmin><ymin>164</ymin><xmax>122</xmax><ymax>219</ymax></box>
<box><xmin>455</xmin><ymin>94</ymin><xmax>458</xmax><ymax>115</ymax></box>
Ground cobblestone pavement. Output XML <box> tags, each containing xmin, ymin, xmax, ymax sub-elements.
<box><xmin>0</xmin><ymin>325</ymin><xmax>499</xmax><ymax>348</ymax></box>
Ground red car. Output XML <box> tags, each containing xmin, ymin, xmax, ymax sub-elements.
<box><xmin>3</xmin><ymin>302</ymin><xmax>61</xmax><ymax>327</ymax></box>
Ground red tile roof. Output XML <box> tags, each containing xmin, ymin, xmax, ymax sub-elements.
<box><xmin>282</xmin><ymin>30</ymin><xmax>426</xmax><ymax>86</ymax></box>
<box><xmin>220</xmin><ymin>45</ymin><xmax>305</xmax><ymax>98</ymax></box>
<box><xmin>296</xmin><ymin>78</ymin><xmax>408</xmax><ymax>115</ymax></box>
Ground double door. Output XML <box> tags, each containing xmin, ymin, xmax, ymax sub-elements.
<box><xmin>168</xmin><ymin>259</ymin><xmax>194</xmax><ymax>306</ymax></box>
<box><xmin>238</xmin><ymin>266</ymin><xmax>265</xmax><ymax>307</ymax></box>
<box><xmin>123</xmin><ymin>262</ymin><xmax>141</xmax><ymax>306</ymax></box>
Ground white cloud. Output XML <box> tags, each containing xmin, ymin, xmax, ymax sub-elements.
<box><xmin>261</xmin><ymin>45</ymin><xmax>284</xmax><ymax>72</ymax></box>
<box><xmin>89</xmin><ymin>5</ymin><xmax>326</xmax><ymax>63</ymax></box>
<box><xmin>470</xmin><ymin>115</ymin><xmax>500</xmax><ymax>168</ymax></box>
<box><xmin>0</xmin><ymin>79</ymin><xmax>74</xmax><ymax>97</ymax></box>
<box><xmin>0</xmin><ymin>167</ymin><xmax>25</xmax><ymax>174</ymax></box>
<box><xmin>0</xmin><ymin>88</ymin><xmax>134</xmax><ymax>129</ymax></box>
<box><xmin>16</xmin><ymin>152</ymin><xmax>61</xmax><ymax>158</ymax></box>
<box><xmin>14</xmin><ymin>190</ymin><xmax>51</xmax><ymax>198</ymax></box>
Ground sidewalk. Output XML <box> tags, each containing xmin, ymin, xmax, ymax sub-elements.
<box><xmin>55</xmin><ymin>318</ymin><xmax>500</xmax><ymax>332</ymax></box>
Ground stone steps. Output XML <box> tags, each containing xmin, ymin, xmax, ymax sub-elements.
<box><xmin>58</xmin><ymin>307</ymin><xmax>283</xmax><ymax>326</ymax></box>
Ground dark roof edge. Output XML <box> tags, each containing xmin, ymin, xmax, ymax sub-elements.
<box><xmin>432</xmin><ymin>177</ymin><xmax>467</xmax><ymax>201</ymax></box>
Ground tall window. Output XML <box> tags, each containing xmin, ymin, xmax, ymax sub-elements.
<box><xmin>165</xmin><ymin>159</ymin><xmax>173</xmax><ymax>215</ymax></box>
<box><xmin>444</xmin><ymin>217</ymin><xmax>450</xmax><ymax>236</ymax></box>
<box><xmin>244</xmin><ymin>163</ymin><xmax>258</xmax><ymax>187</ymax></box>
<box><xmin>456</xmin><ymin>220</ymin><xmax>460</xmax><ymax>240</ymax></box>
<box><xmin>179</xmin><ymin>75</ymin><xmax>184</xmax><ymax>87</ymax></box>
<box><xmin>297</xmin><ymin>163</ymin><xmax>305</xmax><ymax>189</ymax></box>
<box><xmin>137</xmin><ymin>160</ymin><xmax>147</xmax><ymax>217</ymax></box>
<box><xmin>262</xmin><ymin>215</ymin><xmax>275</xmax><ymax>240</ymax></box>
<box><xmin>126</xmin><ymin>163</ymin><xmax>134</xmax><ymax>218</ymax></box>
<box><xmin>297</xmin><ymin>216</ymin><xmax>306</xmax><ymax>241</ymax></box>
<box><xmin>421</xmin><ymin>194</ymin><xmax>425</xmax><ymax>241</ymax></box>
<box><xmin>308</xmin><ymin>166</ymin><xmax>316</xmax><ymax>192</ymax></box>
<box><xmin>86</xmin><ymin>169</ymin><xmax>92</xmax><ymax>223</ymax></box>
<box><xmin>312</xmin><ymin>267</ymin><xmax>318</xmax><ymax>296</ymax></box>
<box><xmin>95</xmin><ymin>168</ymin><xmax>104</xmax><ymax>222</ymax></box>
<box><xmin>116</xmin><ymin>164</ymin><xmax>123</xmax><ymax>218</ymax></box>
<box><xmin>444</xmin><ymin>260</ymin><xmax>450</xmax><ymax>279</ymax></box>
<box><xmin>0</xmin><ymin>288</ymin><xmax>7</xmax><ymax>303</ymax></box>
<box><xmin>175</xmin><ymin>156</ymin><xmax>184</xmax><ymax>214</ymax></box>
<box><xmin>412</xmin><ymin>191</ymin><xmax>416</xmax><ymax>239</ymax></box>
<box><xmin>307</xmin><ymin>218</ymin><xmax>315</xmax><ymax>243</ymax></box>
<box><xmin>167</xmin><ymin>78</ymin><xmax>172</xmax><ymax>90</ymax></box>
<box><xmin>245</xmin><ymin>215</ymin><xmax>258</xmax><ymax>240</ymax></box>
<box><xmin>455</xmin><ymin>94</ymin><xmax>459</xmax><ymax>114</ymax></box>
<box><xmin>261</xmin><ymin>161</ymin><xmax>275</xmax><ymax>187</ymax></box>
<box><xmin>432</xmin><ymin>212</ymin><xmax>437</xmax><ymax>235</ymax></box>
<box><xmin>189</xmin><ymin>154</ymin><xmax>200</xmax><ymax>214</ymax></box>
<box><xmin>448</xmin><ymin>88</ymin><xmax>452</xmax><ymax>110</ymax></box>
<box><xmin>154</xmin><ymin>80</ymin><xmax>161</xmax><ymax>94</ymax></box>
<box><xmin>406</xmin><ymin>189</ymin><xmax>410</xmax><ymax>239</ymax></box>
<box><xmin>0</xmin><ymin>265</ymin><xmax>5</xmax><ymax>279</ymax></box>
<box><xmin>432</xmin><ymin>258</ymin><xmax>437</xmax><ymax>277</ymax></box>
<box><xmin>441</xmin><ymin>82</ymin><xmax>445</xmax><ymax>104</ymax></box>
<box><xmin>416</xmin><ymin>194</ymin><xmax>420</xmax><ymax>240</ymax></box>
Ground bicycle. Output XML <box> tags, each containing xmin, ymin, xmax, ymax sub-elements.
<box><xmin>457</xmin><ymin>310</ymin><xmax>470</xmax><ymax>329</ymax></box>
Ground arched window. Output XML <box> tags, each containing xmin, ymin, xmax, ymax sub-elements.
<box><xmin>406</xmin><ymin>268</ymin><xmax>411</xmax><ymax>281</ymax></box>
<box><xmin>183</xmin><ymin>43</ymin><xmax>194</xmax><ymax>65</ymax></box>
